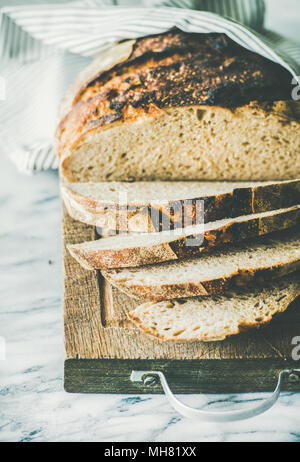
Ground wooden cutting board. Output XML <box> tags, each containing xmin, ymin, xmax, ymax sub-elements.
<box><xmin>63</xmin><ymin>205</ymin><xmax>300</xmax><ymax>394</ymax></box>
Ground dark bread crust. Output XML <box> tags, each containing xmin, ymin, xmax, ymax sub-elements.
<box><xmin>76</xmin><ymin>31</ymin><xmax>292</xmax><ymax>109</ymax></box>
<box><xmin>160</xmin><ymin>179</ymin><xmax>300</xmax><ymax>228</ymax></box>
<box><xmin>127</xmin><ymin>279</ymin><xmax>300</xmax><ymax>342</ymax></box>
<box><xmin>170</xmin><ymin>206</ymin><xmax>300</xmax><ymax>259</ymax></box>
<box><xmin>74</xmin><ymin>30</ymin><xmax>194</xmax><ymax>104</ymax></box>
<box><xmin>62</xmin><ymin>179</ymin><xmax>300</xmax><ymax>232</ymax></box>
<box><xmin>107</xmin><ymin>260</ymin><xmax>300</xmax><ymax>302</ymax></box>
<box><xmin>56</xmin><ymin>30</ymin><xmax>293</xmax><ymax>158</ymax></box>
<box><xmin>68</xmin><ymin>207</ymin><xmax>300</xmax><ymax>270</ymax></box>
<box><xmin>102</xmin><ymin>229</ymin><xmax>300</xmax><ymax>301</ymax></box>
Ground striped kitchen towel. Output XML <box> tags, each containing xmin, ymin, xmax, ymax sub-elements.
<box><xmin>0</xmin><ymin>0</ymin><xmax>299</xmax><ymax>174</ymax></box>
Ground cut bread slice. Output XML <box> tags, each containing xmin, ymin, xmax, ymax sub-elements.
<box><xmin>68</xmin><ymin>205</ymin><xmax>300</xmax><ymax>270</ymax></box>
<box><xmin>61</xmin><ymin>179</ymin><xmax>300</xmax><ymax>232</ymax></box>
<box><xmin>102</xmin><ymin>230</ymin><xmax>300</xmax><ymax>301</ymax></box>
<box><xmin>127</xmin><ymin>274</ymin><xmax>300</xmax><ymax>341</ymax></box>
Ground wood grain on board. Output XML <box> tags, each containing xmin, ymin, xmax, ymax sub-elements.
<box><xmin>63</xmin><ymin>205</ymin><xmax>300</xmax><ymax>393</ymax></box>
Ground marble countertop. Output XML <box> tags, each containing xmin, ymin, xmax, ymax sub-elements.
<box><xmin>1</xmin><ymin>135</ymin><xmax>300</xmax><ymax>443</ymax></box>
<box><xmin>1</xmin><ymin>0</ymin><xmax>300</xmax><ymax>443</ymax></box>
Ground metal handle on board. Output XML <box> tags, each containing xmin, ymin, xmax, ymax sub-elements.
<box><xmin>130</xmin><ymin>369</ymin><xmax>300</xmax><ymax>422</ymax></box>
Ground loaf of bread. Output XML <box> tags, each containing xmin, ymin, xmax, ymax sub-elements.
<box><xmin>102</xmin><ymin>229</ymin><xmax>300</xmax><ymax>300</ymax></box>
<box><xmin>56</xmin><ymin>30</ymin><xmax>300</xmax><ymax>182</ymax></box>
<box><xmin>62</xmin><ymin>179</ymin><xmax>300</xmax><ymax>231</ymax></box>
<box><xmin>128</xmin><ymin>274</ymin><xmax>300</xmax><ymax>341</ymax></box>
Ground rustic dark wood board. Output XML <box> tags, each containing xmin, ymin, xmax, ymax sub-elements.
<box><xmin>63</xmin><ymin>205</ymin><xmax>300</xmax><ymax>393</ymax></box>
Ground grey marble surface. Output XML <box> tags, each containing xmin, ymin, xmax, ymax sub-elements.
<box><xmin>1</xmin><ymin>0</ymin><xmax>300</xmax><ymax>444</ymax></box>
<box><xmin>1</xmin><ymin>123</ymin><xmax>300</xmax><ymax>443</ymax></box>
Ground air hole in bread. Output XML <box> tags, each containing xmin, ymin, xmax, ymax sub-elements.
<box><xmin>173</xmin><ymin>329</ymin><xmax>185</xmax><ymax>336</ymax></box>
<box><xmin>276</xmin><ymin>295</ymin><xmax>287</xmax><ymax>302</ymax></box>
<box><xmin>196</xmin><ymin>109</ymin><xmax>206</xmax><ymax>121</ymax></box>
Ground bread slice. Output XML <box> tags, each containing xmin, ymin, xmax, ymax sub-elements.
<box><xmin>56</xmin><ymin>31</ymin><xmax>300</xmax><ymax>183</ymax></box>
<box><xmin>61</xmin><ymin>179</ymin><xmax>300</xmax><ymax>232</ymax></box>
<box><xmin>127</xmin><ymin>274</ymin><xmax>300</xmax><ymax>342</ymax></box>
<box><xmin>102</xmin><ymin>230</ymin><xmax>300</xmax><ymax>301</ymax></box>
<box><xmin>68</xmin><ymin>205</ymin><xmax>300</xmax><ymax>270</ymax></box>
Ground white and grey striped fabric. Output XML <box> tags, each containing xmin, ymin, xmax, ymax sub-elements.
<box><xmin>0</xmin><ymin>0</ymin><xmax>266</xmax><ymax>61</ymax></box>
<box><xmin>0</xmin><ymin>0</ymin><xmax>299</xmax><ymax>174</ymax></box>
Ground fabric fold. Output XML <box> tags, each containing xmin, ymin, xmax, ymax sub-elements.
<box><xmin>0</xmin><ymin>0</ymin><xmax>299</xmax><ymax>174</ymax></box>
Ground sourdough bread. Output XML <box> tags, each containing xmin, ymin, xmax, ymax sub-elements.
<box><xmin>62</xmin><ymin>179</ymin><xmax>300</xmax><ymax>231</ymax></box>
<box><xmin>102</xmin><ymin>229</ymin><xmax>300</xmax><ymax>301</ymax></box>
<box><xmin>128</xmin><ymin>274</ymin><xmax>300</xmax><ymax>341</ymax></box>
<box><xmin>56</xmin><ymin>31</ymin><xmax>300</xmax><ymax>182</ymax></box>
<box><xmin>68</xmin><ymin>205</ymin><xmax>300</xmax><ymax>269</ymax></box>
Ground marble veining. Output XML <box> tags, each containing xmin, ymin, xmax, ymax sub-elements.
<box><xmin>1</xmin><ymin>149</ymin><xmax>300</xmax><ymax>442</ymax></box>
<box><xmin>1</xmin><ymin>0</ymin><xmax>300</xmax><ymax>442</ymax></box>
